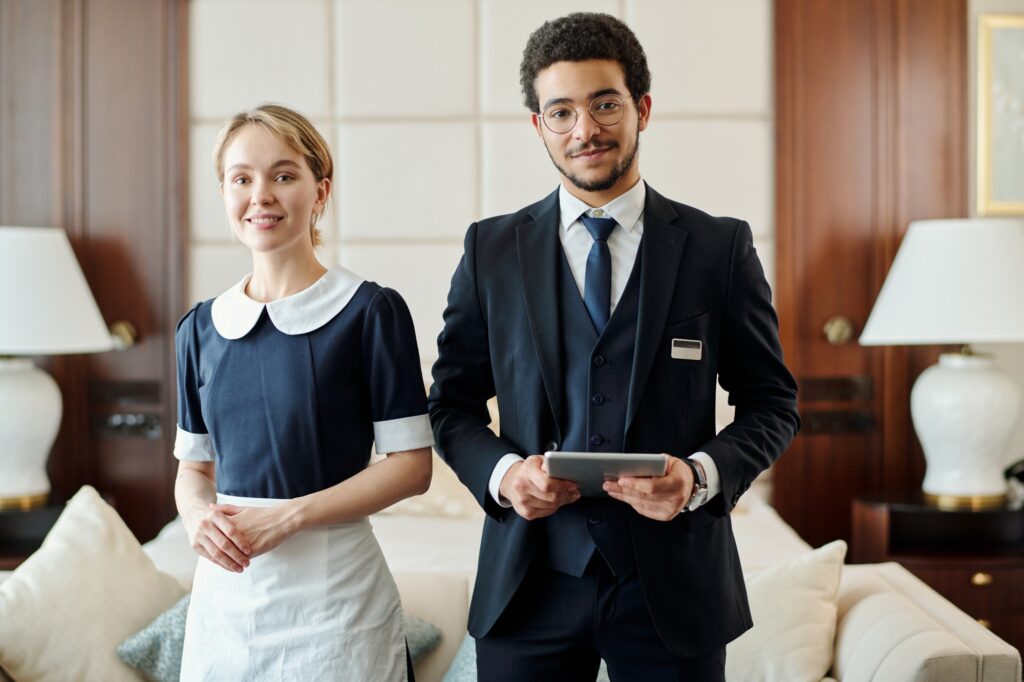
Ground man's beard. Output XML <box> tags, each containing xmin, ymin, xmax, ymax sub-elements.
<box><xmin>545</xmin><ymin>127</ymin><xmax>640</xmax><ymax>193</ymax></box>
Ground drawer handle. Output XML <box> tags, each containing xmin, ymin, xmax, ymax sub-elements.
<box><xmin>977</xmin><ymin>618</ymin><xmax>992</xmax><ymax>629</ymax></box>
<box><xmin>971</xmin><ymin>572</ymin><xmax>994</xmax><ymax>586</ymax></box>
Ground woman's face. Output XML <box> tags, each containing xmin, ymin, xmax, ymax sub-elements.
<box><xmin>220</xmin><ymin>124</ymin><xmax>329</xmax><ymax>257</ymax></box>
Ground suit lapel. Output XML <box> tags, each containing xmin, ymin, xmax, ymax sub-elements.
<box><xmin>626</xmin><ymin>186</ymin><xmax>687</xmax><ymax>433</ymax></box>
<box><xmin>517</xmin><ymin>190</ymin><xmax>566</xmax><ymax>429</ymax></box>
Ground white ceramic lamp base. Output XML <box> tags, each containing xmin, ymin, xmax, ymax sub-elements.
<box><xmin>911</xmin><ymin>353</ymin><xmax>1018</xmax><ymax>510</ymax></box>
<box><xmin>0</xmin><ymin>358</ymin><xmax>62</xmax><ymax>509</ymax></box>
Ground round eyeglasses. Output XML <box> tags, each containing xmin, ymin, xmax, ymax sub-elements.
<box><xmin>541</xmin><ymin>95</ymin><xmax>630</xmax><ymax>134</ymax></box>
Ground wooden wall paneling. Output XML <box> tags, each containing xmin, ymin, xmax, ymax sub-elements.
<box><xmin>774</xmin><ymin>0</ymin><xmax>966</xmax><ymax>547</ymax></box>
<box><xmin>0</xmin><ymin>0</ymin><xmax>91</xmax><ymax>501</ymax></box>
<box><xmin>53</xmin><ymin>0</ymin><xmax>92</xmax><ymax>509</ymax></box>
<box><xmin>166</xmin><ymin>0</ymin><xmax>189</xmax><ymax>538</ymax></box>
<box><xmin>773</xmin><ymin>0</ymin><xmax>802</xmax><ymax>527</ymax></box>
<box><xmin>874</xmin><ymin>0</ymin><xmax>910</xmax><ymax>498</ymax></box>
<box><xmin>890</xmin><ymin>0</ymin><xmax>967</xmax><ymax>492</ymax></box>
<box><xmin>81</xmin><ymin>0</ymin><xmax>168</xmax><ymax>535</ymax></box>
<box><xmin>79</xmin><ymin>0</ymin><xmax>186</xmax><ymax>541</ymax></box>
<box><xmin>0</xmin><ymin>0</ymin><xmax>62</xmax><ymax>227</ymax></box>
<box><xmin>0</xmin><ymin>0</ymin><xmax>186</xmax><ymax>541</ymax></box>
<box><xmin>774</xmin><ymin>0</ymin><xmax>883</xmax><ymax>545</ymax></box>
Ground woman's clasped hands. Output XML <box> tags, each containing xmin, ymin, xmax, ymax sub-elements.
<box><xmin>184</xmin><ymin>502</ymin><xmax>300</xmax><ymax>573</ymax></box>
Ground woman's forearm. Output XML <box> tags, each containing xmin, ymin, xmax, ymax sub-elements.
<box><xmin>175</xmin><ymin>463</ymin><xmax>218</xmax><ymax>525</ymax></box>
<box><xmin>175</xmin><ymin>460</ymin><xmax>253</xmax><ymax>570</ymax></box>
<box><xmin>284</xmin><ymin>448</ymin><xmax>432</xmax><ymax>532</ymax></box>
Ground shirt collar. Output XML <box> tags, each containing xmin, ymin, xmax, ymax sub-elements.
<box><xmin>211</xmin><ymin>265</ymin><xmax>365</xmax><ymax>340</ymax></box>
<box><xmin>558</xmin><ymin>178</ymin><xmax>646</xmax><ymax>233</ymax></box>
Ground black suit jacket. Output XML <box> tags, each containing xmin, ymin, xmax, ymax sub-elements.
<box><xmin>428</xmin><ymin>184</ymin><xmax>799</xmax><ymax>657</ymax></box>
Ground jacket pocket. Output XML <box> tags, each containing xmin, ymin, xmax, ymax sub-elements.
<box><xmin>664</xmin><ymin>311</ymin><xmax>713</xmax><ymax>400</ymax></box>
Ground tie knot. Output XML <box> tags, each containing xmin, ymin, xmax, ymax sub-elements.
<box><xmin>581</xmin><ymin>215</ymin><xmax>616</xmax><ymax>242</ymax></box>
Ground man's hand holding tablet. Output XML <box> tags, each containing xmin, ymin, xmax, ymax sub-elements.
<box><xmin>500</xmin><ymin>452</ymin><xmax>697</xmax><ymax>522</ymax></box>
<box><xmin>543</xmin><ymin>452</ymin><xmax>668</xmax><ymax>497</ymax></box>
<box><xmin>498</xmin><ymin>455</ymin><xmax>581</xmax><ymax>520</ymax></box>
<box><xmin>602</xmin><ymin>455</ymin><xmax>699</xmax><ymax>521</ymax></box>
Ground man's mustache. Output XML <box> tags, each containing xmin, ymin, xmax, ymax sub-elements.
<box><xmin>567</xmin><ymin>141</ymin><xmax>619</xmax><ymax>157</ymax></box>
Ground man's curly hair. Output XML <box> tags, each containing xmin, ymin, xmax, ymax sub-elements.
<box><xmin>519</xmin><ymin>13</ymin><xmax>651</xmax><ymax>113</ymax></box>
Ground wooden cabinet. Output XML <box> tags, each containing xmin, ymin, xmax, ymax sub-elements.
<box><xmin>851</xmin><ymin>495</ymin><xmax>1024</xmax><ymax>652</ymax></box>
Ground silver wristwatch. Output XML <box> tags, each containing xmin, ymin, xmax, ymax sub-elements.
<box><xmin>683</xmin><ymin>458</ymin><xmax>708</xmax><ymax>511</ymax></box>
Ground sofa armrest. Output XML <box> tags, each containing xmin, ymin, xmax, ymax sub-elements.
<box><xmin>393</xmin><ymin>570</ymin><xmax>475</xmax><ymax>682</ymax></box>
<box><xmin>833</xmin><ymin>563</ymin><xmax>1021</xmax><ymax>682</ymax></box>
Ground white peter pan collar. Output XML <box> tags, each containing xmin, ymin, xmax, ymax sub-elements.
<box><xmin>211</xmin><ymin>266</ymin><xmax>365</xmax><ymax>339</ymax></box>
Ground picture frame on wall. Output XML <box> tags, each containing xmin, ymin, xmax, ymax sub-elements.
<box><xmin>977</xmin><ymin>14</ymin><xmax>1024</xmax><ymax>216</ymax></box>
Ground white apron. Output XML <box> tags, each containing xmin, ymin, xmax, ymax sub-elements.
<box><xmin>180</xmin><ymin>494</ymin><xmax>407</xmax><ymax>681</ymax></box>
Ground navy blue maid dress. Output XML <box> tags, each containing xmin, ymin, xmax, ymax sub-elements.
<box><xmin>173</xmin><ymin>265</ymin><xmax>432</xmax><ymax>494</ymax></box>
<box><xmin>174</xmin><ymin>266</ymin><xmax>431</xmax><ymax>681</ymax></box>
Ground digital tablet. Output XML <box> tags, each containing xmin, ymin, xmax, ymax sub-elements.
<box><xmin>543</xmin><ymin>451</ymin><xmax>668</xmax><ymax>497</ymax></box>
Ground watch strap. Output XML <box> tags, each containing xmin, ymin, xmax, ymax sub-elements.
<box><xmin>680</xmin><ymin>457</ymin><xmax>708</xmax><ymax>511</ymax></box>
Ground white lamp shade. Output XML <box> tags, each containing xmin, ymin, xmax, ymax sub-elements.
<box><xmin>860</xmin><ymin>218</ymin><xmax>1024</xmax><ymax>345</ymax></box>
<box><xmin>0</xmin><ymin>226</ymin><xmax>113</xmax><ymax>354</ymax></box>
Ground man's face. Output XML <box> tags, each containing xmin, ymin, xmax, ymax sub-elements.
<box><xmin>531</xmin><ymin>59</ymin><xmax>651</xmax><ymax>197</ymax></box>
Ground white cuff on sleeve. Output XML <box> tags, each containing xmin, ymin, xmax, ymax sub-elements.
<box><xmin>174</xmin><ymin>426</ymin><xmax>215</xmax><ymax>461</ymax></box>
<box><xmin>488</xmin><ymin>453</ymin><xmax>524</xmax><ymax>507</ymax></box>
<box><xmin>373</xmin><ymin>414</ymin><xmax>434</xmax><ymax>454</ymax></box>
<box><xmin>689</xmin><ymin>452</ymin><xmax>721</xmax><ymax>508</ymax></box>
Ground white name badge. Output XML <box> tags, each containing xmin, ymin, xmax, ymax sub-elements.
<box><xmin>671</xmin><ymin>338</ymin><xmax>702</xmax><ymax>361</ymax></box>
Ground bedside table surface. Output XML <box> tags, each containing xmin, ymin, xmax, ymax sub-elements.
<box><xmin>0</xmin><ymin>504</ymin><xmax>64</xmax><ymax>570</ymax></box>
<box><xmin>857</xmin><ymin>493</ymin><xmax>1024</xmax><ymax>553</ymax></box>
<box><xmin>852</xmin><ymin>494</ymin><xmax>1024</xmax><ymax>653</ymax></box>
<box><xmin>859</xmin><ymin>491</ymin><xmax>1023</xmax><ymax>511</ymax></box>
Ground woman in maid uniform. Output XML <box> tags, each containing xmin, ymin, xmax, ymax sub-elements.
<box><xmin>174</xmin><ymin>104</ymin><xmax>432</xmax><ymax>681</ymax></box>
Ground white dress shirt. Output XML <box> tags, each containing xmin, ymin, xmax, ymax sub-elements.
<box><xmin>557</xmin><ymin>180</ymin><xmax>645</xmax><ymax>315</ymax></box>
<box><xmin>487</xmin><ymin>179</ymin><xmax>721</xmax><ymax>509</ymax></box>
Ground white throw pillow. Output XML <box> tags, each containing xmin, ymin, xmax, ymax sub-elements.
<box><xmin>726</xmin><ymin>539</ymin><xmax>847</xmax><ymax>682</ymax></box>
<box><xmin>0</xmin><ymin>486</ymin><xmax>186</xmax><ymax>681</ymax></box>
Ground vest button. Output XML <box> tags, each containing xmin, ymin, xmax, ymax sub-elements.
<box><xmin>587</xmin><ymin>515</ymin><xmax>602</xmax><ymax>525</ymax></box>
<box><xmin>590</xmin><ymin>434</ymin><xmax>604</xmax><ymax>446</ymax></box>
<box><xmin>593</xmin><ymin>355</ymin><xmax>606</xmax><ymax>366</ymax></box>
<box><xmin>591</xmin><ymin>394</ymin><xmax>605</xmax><ymax>405</ymax></box>
<box><xmin>544</xmin><ymin>441</ymin><xmax>558</xmax><ymax>452</ymax></box>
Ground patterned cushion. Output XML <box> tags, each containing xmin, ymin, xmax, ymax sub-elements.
<box><xmin>441</xmin><ymin>634</ymin><xmax>476</xmax><ymax>682</ymax></box>
<box><xmin>117</xmin><ymin>594</ymin><xmax>189</xmax><ymax>682</ymax></box>
<box><xmin>405</xmin><ymin>614</ymin><xmax>443</xmax><ymax>661</ymax></box>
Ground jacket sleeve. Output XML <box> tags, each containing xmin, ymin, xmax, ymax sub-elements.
<box><xmin>428</xmin><ymin>223</ymin><xmax>521</xmax><ymax>521</ymax></box>
<box><xmin>699</xmin><ymin>220</ymin><xmax>800</xmax><ymax>516</ymax></box>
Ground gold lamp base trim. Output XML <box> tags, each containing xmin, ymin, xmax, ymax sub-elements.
<box><xmin>923</xmin><ymin>492</ymin><xmax>1007</xmax><ymax>511</ymax></box>
<box><xmin>0</xmin><ymin>492</ymin><xmax>49</xmax><ymax>511</ymax></box>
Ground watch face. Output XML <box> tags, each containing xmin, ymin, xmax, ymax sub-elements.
<box><xmin>687</xmin><ymin>487</ymin><xmax>708</xmax><ymax>511</ymax></box>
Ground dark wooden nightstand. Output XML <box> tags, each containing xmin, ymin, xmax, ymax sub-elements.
<box><xmin>851</xmin><ymin>494</ymin><xmax>1024</xmax><ymax>652</ymax></box>
<box><xmin>0</xmin><ymin>505</ymin><xmax>63</xmax><ymax>570</ymax></box>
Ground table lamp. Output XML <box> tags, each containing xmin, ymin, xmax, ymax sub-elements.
<box><xmin>860</xmin><ymin>218</ymin><xmax>1024</xmax><ymax>510</ymax></box>
<box><xmin>0</xmin><ymin>227</ymin><xmax>113</xmax><ymax>510</ymax></box>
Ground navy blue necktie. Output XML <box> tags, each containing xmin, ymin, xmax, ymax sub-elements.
<box><xmin>581</xmin><ymin>215</ymin><xmax>617</xmax><ymax>333</ymax></box>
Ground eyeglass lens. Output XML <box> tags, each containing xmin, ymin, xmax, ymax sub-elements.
<box><xmin>542</xmin><ymin>96</ymin><xmax>626</xmax><ymax>134</ymax></box>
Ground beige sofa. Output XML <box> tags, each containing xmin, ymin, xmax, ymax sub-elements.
<box><xmin>2</xmin><ymin>475</ymin><xmax>1019</xmax><ymax>681</ymax></box>
<box><xmin>391</xmin><ymin>567</ymin><xmax>1022</xmax><ymax>682</ymax></box>
<box><xmin>132</xmin><ymin>477</ymin><xmax>1020</xmax><ymax>682</ymax></box>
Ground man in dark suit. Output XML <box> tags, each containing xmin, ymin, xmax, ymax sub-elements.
<box><xmin>428</xmin><ymin>12</ymin><xmax>799</xmax><ymax>681</ymax></box>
